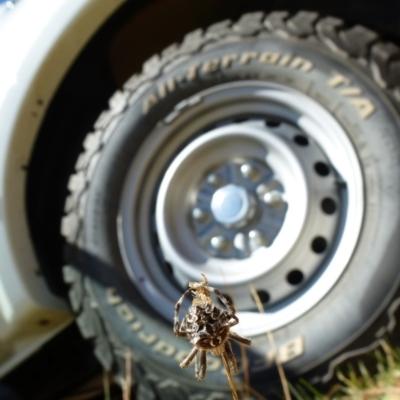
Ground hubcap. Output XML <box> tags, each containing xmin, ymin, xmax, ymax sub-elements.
<box><xmin>210</xmin><ymin>184</ymin><xmax>252</xmax><ymax>226</ymax></box>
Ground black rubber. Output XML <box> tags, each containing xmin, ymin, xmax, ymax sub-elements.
<box><xmin>61</xmin><ymin>11</ymin><xmax>400</xmax><ymax>399</ymax></box>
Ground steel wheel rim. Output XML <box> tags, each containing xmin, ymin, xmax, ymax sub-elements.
<box><xmin>118</xmin><ymin>81</ymin><xmax>364</xmax><ymax>336</ymax></box>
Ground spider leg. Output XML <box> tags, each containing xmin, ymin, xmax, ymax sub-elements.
<box><xmin>228</xmin><ymin>315</ymin><xmax>239</xmax><ymax>328</ymax></box>
<box><xmin>228</xmin><ymin>331</ymin><xmax>252</xmax><ymax>346</ymax></box>
<box><xmin>175</xmin><ymin>316</ymin><xmax>188</xmax><ymax>338</ymax></box>
<box><xmin>196</xmin><ymin>350</ymin><xmax>207</xmax><ymax>380</ymax></box>
<box><xmin>179</xmin><ymin>346</ymin><xmax>199</xmax><ymax>369</ymax></box>
<box><xmin>205</xmin><ymin>286</ymin><xmax>236</xmax><ymax>314</ymax></box>
<box><xmin>200</xmin><ymin>274</ymin><xmax>209</xmax><ymax>286</ymax></box>
<box><xmin>174</xmin><ymin>287</ymin><xmax>193</xmax><ymax>336</ymax></box>
<box><xmin>224</xmin><ymin>340</ymin><xmax>238</xmax><ymax>374</ymax></box>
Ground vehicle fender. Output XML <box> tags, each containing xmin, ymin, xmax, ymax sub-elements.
<box><xmin>0</xmin><ymin>0</ymin><xmax>126</xmax><ymax>376</ymax></box>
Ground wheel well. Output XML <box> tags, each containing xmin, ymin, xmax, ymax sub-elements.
<box><xmin>26</xmin><ymin>0</ymin><xmax>400</xmax><ymax>297</ymax></box>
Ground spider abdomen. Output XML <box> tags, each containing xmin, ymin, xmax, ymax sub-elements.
<box><xmin>185</xmin><ymin>304</ymin><xmax>232</xmax><ymax>350</ymax></box>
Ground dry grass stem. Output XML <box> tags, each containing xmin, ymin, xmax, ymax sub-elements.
<box><xmin>325</xmin><ymin>383</ymin><xmax>342</xmax><ymax>399</ymax></box>
<box><xmin>103</xmin><ymin>370</ymin><xmax>111</xmax><ymax>400</ymax></box>
<box><xmin>220</xmin><ymin>268</ymin><xmax>251</xmax><ymax>400</ymax></box>
<box><xmin>249</xmin><ymin>283</ymin><xmax>292</xmax><ymax>400</ymax></box>
<box><xmin>246</xmin><ymin>385</ymin><xmax>270</xmax><ymax>400</ymax></box>
<box><xmin>120</xmin><ymin>348</ymin><xmax>132</xmax><ymax>400</ymax></box>
<box><xmin>220</xmin><ymin>272</ymin><xmax>268</xmax><ymax>400</ymax></box>
<box><xmin>380</xmin><ymin>339</ymin><xmax>395</xmax><ymax>367</ymax></box>
<box><xmin>222</xmin><ymin>352</ymin><xmax>240</xmax><ymax>400</ymax></box>
<box><xmin>240</xmin><ymin>343</ymin><xmax>251</xmax><ymax>400</ymax></box>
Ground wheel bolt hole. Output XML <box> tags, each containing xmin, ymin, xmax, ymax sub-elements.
<box><xmin>312</xmin><ymin>236</ymin><xmax>327</xmax><ymax>253</ymax></box>
<box><xmin>254</xmin><ymin>290</ymin><xmax>270</xmax><ymax>304</ymax></box>
<box><xmin>314</xmin><ymin>162</ymin><xmax>330</xmax><ymax>176</ymax></box>
<box><xmin>321</xmin><ymin>198</ymin><xmax>336</xmax><ymax>214</ymax></box>
<box><xmin>287</xmin><ymin>270</ymin><xmax>304</xmax><ymax>285</ymax></box>
<box><xmin>265</xmin><ymin>120</ymin><xmax>281</xmax><ymax>128</ymax></box>
<box><xmin>293</xmin><ymin>135</ymin><xmax>309</xmax><ymax>146</ymax></box>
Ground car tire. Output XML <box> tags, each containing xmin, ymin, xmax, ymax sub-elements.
<box><xmin>61</xmin><ymin>11</ymin><xmax>400</xmax><ymax>399</ymax></box>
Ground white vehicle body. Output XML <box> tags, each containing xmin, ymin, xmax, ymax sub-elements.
<box><xmin>0</xmin><ymin>0</ymin><xmax>125</xmax><ymax>376</ymax></box>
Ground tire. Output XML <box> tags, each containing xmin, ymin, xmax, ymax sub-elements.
<box><xmin>61</xmin><ymin>10</ymin><xmax>400</xmax><ymax>399</ymax></box>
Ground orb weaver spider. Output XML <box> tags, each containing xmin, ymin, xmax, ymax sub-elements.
<box><xmin>173</xmin><ymin>274</ymin><xmax>251</xmax><ymax>381</ymax></box>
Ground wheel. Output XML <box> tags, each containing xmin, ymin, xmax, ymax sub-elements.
<box><xmin>61</xmin><ymin>10</ymin><xmax>400</xmax><ymax>399</ymax></box>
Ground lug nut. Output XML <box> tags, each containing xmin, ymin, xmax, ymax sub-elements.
<box><xmin>240</xmin><ymin>163</ymin><xmax>260</xmax><ymax>181</ymax></box>
<box><xmin>211</xmin><ymin>236</ymin><xmax>230</xmax><ymax>251</ymax></box>
<box><xmin>234</xmin><ymin>233</ymin><xmax>251</xmax><ymax>257</ymax></box>
<box><xmin>256</xmin><ymin>182</ymin><xmax>283</xmax><ymax>206</ymax></box>
<box><xmin>234</xmin><ymin>233</ymin><xmax>246</xmax><ymax>251</ymax></box>
<box><xmin>256</xmin><ymin>181</ymin><xmax>278</xmax><ymax>195</ymax></box>
<box><xmin>192</xmin><ymin>208</ymin><xmax>208</xmax><ymax>223</ymax></box>
<box><xmin>249</xmin><ymin>230</ymin><xmax>266</xmax><ymax>250</ymax></box>
<box><xmin>207</xmin><ymin>173</ymin><xmax>222</xmax><ymax>187</ymax></box>
<box><xmin>262</xmin><ymin>190</ymin><xmax>283</xmax><ymax>206</ymax></box>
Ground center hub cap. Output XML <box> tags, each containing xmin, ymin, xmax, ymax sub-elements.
<box><xmin>211</xmin><ymin>184</ymin><xmax>252</xmax><ymax>225</ymax></box>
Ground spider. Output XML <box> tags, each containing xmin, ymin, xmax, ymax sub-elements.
<box><xmin>174</xmin><ymin>274</ymin><xmax>251</xmax><ymax>381</ymax></box>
